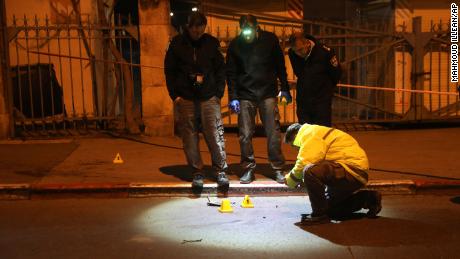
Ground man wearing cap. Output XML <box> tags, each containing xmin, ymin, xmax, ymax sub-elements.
<box><xmin>164</xmin><ymin>12</ymin><xmax>229</xmax><ymax>190</ymax></box>
<box><xmin>226</xmin><ymin>14</ymin><xmax>292</xmax><ymax>184</ymax></box>
<box><xmin>288</xmin><ymin>32</ymin><xmax>342</xmax><ymax>126</ymax></box>
<box><xmin>284</xmin><ymin>123</ymin><xmax>382</xmax><ymax>225</ymax></box>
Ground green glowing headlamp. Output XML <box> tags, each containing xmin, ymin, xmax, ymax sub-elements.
<box><xmin>242</xmin><ymin>28</ymin><xmax>253</xmax><ymax>36</ymax></box>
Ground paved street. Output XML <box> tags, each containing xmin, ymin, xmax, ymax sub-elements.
<box><xmin>1</xmin><ymin>194</ymin><xmax>460</xmax><ymax>259</ymax></box>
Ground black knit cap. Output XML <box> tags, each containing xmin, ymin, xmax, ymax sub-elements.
<box><xmin>239</xmin><ymin>14</ymin><xmax>258</xmax><ymax>28</ymax></box>
<box><xmin>284</xmin><ymin>123</ymin><xmax>302</xmax><ymax>144</ymax></box>
<box><xmin>187</xmin><ymin>12</ymin><xmax>207</xmax><ymax>27</ymax></box>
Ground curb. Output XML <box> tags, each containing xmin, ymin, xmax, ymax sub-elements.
<box><xmin>1</xmin><ymin>180</ymin><xmax>460</xmax><ymax>200</ymax></box>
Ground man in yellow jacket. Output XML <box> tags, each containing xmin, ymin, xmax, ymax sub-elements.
<box><xmin>284</xmin><ymin>123</ymin><xmax>382</xmax><ymax>225</ymax></box>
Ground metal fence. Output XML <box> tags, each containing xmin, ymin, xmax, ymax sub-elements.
<box><xmin>7</xmin><ymin>14</ymin><xmax>141</xmax><ymax>137</ymax></box>
<box><xmin>206</xmin><ymin>12</ymin><xmax>460</xmax><ymax>127</ymax></box>
<box><xmin>5</xmin><ymin>11</ymin><xmax>460</xmax><ymax>137</ymax></box>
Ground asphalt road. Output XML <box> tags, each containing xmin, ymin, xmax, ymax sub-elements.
<box><xmin>1</xmin><ymin>195</ymin><xmax>460</xmax><ymax>259</ymax></box>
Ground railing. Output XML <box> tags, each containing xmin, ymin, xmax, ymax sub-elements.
<box><xmin>205</xmin><ymin>13</ymin><xmax>460</xmax><ymax>127</ymax></box>
<box><xmin>6</xmin><ymin>13</ymin><xmax>460</xmax><ymax>137</ymax></box>
<box><xmin>7</xmin><ymin>14</ymin><xmax>141</xmax><ymax>137</ymax></box>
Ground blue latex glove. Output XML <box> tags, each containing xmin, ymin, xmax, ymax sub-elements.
<box><xmin>278</xmin><ymin>91</ymin><xmax>292</xmax><ymax>104</ymax></box>
<box><xmin>229</xmin><ymin>100</ymin><xmax>240</xmax><ymax>114</ymax></box>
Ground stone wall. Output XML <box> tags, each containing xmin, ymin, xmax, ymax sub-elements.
<box><xmin>139</xmin><ymin>0</ymin><xmax>174</xmax><ymax>136</ymax></box>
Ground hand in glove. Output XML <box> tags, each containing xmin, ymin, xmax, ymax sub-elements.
<box><xmin>278</xmin><ymin>91</ymin><xmax>293</xmax><ymax>105</ymax></box>
<box><xmin>284</xmin><ymin>170</ymin><xmax>301</xmax><ymax>189</ymax></box>
<box><xmin>229</xmin><ymin>100</ymin><xmax>240</xmax><ymax>114</ymax></box>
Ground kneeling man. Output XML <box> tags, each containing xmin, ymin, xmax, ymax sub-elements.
<box><xmin>284</xmin><ymin>123</ymin><xmax>382</xmax><ymax>225</ymax></box>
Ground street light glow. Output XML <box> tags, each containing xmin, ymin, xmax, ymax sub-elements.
<box><xmin>136</xmin><ymin>197</ymin><xmax>339</xmax><ymax>252</ymax></box>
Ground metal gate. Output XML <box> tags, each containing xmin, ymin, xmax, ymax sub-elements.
<box><xmin>5</xmin><ymin>12</ymin><xmax>142</xmax><ymax>138</ymax></box>
<box><xmin>4</xmin><ymin>2</ymin><xmax>460</xmax><ymax>138</ymax></box>
<box><xmin>202</xmin><ymin>2</ymin><xmax>460</xmax><ymax>128</ymax></box>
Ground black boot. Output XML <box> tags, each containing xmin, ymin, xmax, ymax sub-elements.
<box><xmin>240</xmin><ymin>169</ymin><xmax>255</xmax><ymax>184</ymax></box>
<box><xmin>274</xmin><ymin>170</ymin><xmax>285</xmax><ymax>184</ymax></box>
<box><xmin>366</xmin><ymin>191</ymin><xmax>382</xmax><ymax>218</ymax></box>
<box><xmin>300</xmin><ymin>213</ymin><xmax>330</xmax><ymax>225</ymax></box>
<box><xmin>217</xmin><ymin>172</ymin><xmax>229</xmax><ymax>189</ymax></box>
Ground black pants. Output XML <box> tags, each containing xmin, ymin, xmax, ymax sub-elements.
<box><xmin>297</xmin><ymin>99</ymin><xmax>332</xmax><ymax>127</ymax></box>
<box><xmin>303</xmin><ymin>161</ymin><xmax>369</xmax><ymax>216</ymax></box>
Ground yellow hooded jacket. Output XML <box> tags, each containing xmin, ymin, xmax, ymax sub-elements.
<box><xmin>285</xmin><ymin>124</ymin><xmax>369</xmax><ymax>188</ymax></box>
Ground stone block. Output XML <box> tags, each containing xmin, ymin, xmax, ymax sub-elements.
<box><xmin>142</xmin><ymin>85</ymin><xmax>172</xmax><ymax>117</ymax></box>
<box><xmin>143</xmin><ymin>114</ymin><xmax>174</xmax><ymax>136</ymax></box>
<box><xmin>139</xmin><ymin>25</ymin><xmax>171</xmax><ymax>58</ymax></box>
<box><xmin>138</xmin><ymin>0</ymin><xmax>170</xmax><ymax>26</ymax></box>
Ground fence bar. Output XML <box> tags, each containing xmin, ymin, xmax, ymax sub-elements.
<box><xmin>56</xmin><ymin>21</ymin><xmax>66</xmax><ymax>130</ymax></box>
<box><xmin>44</xmin><ymin>15</ymin><xmax>56</xmax><ymax>130</ymax></box>
<box><xmin>118</xmin><ymin>14</ymin><xmax>126</xmax><ymax>119</ymax></box>
<box><xmin>78</xmin><ymin>19</ymin><xmax>86</xmax><ymax>117</ymax></box>
<box><xmin>13</xmin><ymin>16</ymin><xmax>24</xmax><ymax>117</ymax></box>
<box><xmin>66</xmin><ymin>21</ymin><xmax>76</xmax><ymax>117</ymax></box>
<box><xmin>34</xmin><ymin>15</ymin><xmax>45</xmax><ymax>124</ymax></box>
<box><xmin>24</xmin><ymin>15</ymin><xmax>35</xmax><ymax>130</ymax></box>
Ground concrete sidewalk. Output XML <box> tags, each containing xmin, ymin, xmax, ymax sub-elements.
<box><xmin>1</xmin><ymin>128</ymin><xmax>460</xmax><ymax>199</ymax></box>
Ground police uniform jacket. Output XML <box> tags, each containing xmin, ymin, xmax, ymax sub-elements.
<box><xmin>288</xmin><ymin>36</ymin><xmax>341</xmax><ymax>104</ymax></box>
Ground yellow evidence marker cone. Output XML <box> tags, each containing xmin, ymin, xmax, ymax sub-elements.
<box><xmin>218</xmin><ymin>199</ymin><xmax>233</xmax><ymax>213</ymax></box>
<box><xmin>241</xmin><ymin>195</ymin><xmax>254</xmax><ymax>208</ymax></box>
<box><xmin>113</xmin><ymin>153</ymin><xmax>124</xmax><ymax>164</ymax></box>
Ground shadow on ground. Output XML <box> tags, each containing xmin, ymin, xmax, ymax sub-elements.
<box><xmin>160</xmin><ymin>162</ymin><xmax>296</xmax><ymax>182</ymax></box>
<box><xmin>227</xmin><ymin>163</ymin><xmax>295</xmax><ymax>179</ymax></box>
<box><xmin>159</xmin><ymin>165</ymin><xmax>218</xmax><ymax>182</ymax></box>
<box><xmin>450</xmin><ymin>196</ymin><xmax>460</xmax><ymax>204</ymax></box>
<box><xmin>0</xmin><ymin>142</ymin><xmax>79</xmax><ymax>183</ymax></box>
<box><xmin>295</xmin><ymin>215</ymin><xmax>453</xmax><ymax>247</ymax></box>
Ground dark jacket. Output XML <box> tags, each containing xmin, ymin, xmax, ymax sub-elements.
<box><xmin>288</xmin><ymin>37</ymin><xmax>341</xmax><ymax>104</ymax></box>
<box><xmin>164</xmin><ymin>32</ymin><xmax>225</xmax><ymax>101</ymax></box>
<box><xmin>226</xmin><ymin>30</ymin><xmax>289</xmax><ymax>101</ymax></box>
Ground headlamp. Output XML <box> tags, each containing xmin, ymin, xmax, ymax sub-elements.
<box><xmin>242</xmin><ymin>28</ymin><xmax>253</xmax><ymax>36</ymax></box>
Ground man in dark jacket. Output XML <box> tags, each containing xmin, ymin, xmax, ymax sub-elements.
<box><xmin>226</xmin><ymin>14</ymin><xmax>292</xmax><ymax>184</ymax></box>
<box><xmin>288</xmin><ymin>32</ymin><xmax>342</xmax><ymax>126</ymax></box>
<box><xmin>164</xmin><ymin>12</ymin><xmax>228</xmax><ymax>190</ymax></box>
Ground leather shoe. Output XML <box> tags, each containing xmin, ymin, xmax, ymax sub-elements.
<box><xmin>191</xmin><ymin>173</ymin><xmax>204</xmax><ymax>189</ymax></box>
<box><xmin>366</xmin><ymin>191</ymin><xmax>382</xmax><ymax>218</ymax></box>
<box><xmin>216</xmin><ymin>172</ymin><xmax>229</xmax><ymax>188</ymax></box>
<box><xmin>274</xmin><ymin>170</ymin><xmax>285</xmax><ymax>183</ymax></box>
<box><xmin>240</xmin><ymin>169</ymin><xmax>255</xmax><ymax>184</ymax></box>
<box><xmin>300</xmin><ymin>213</ymin><xmax>330</xmax><ymax>225</ymax></box>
